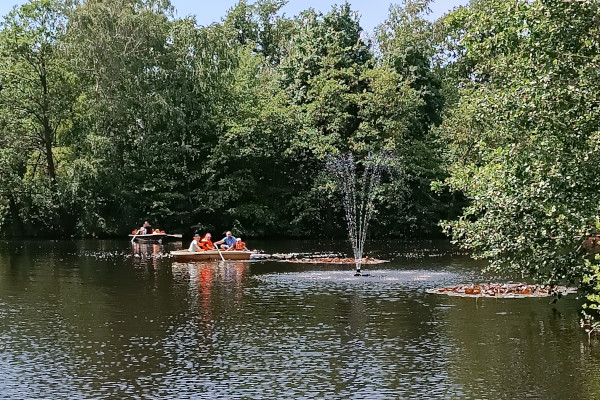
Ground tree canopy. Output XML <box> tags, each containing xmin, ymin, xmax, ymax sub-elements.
<box><xmin>436</xmin><ymin>0</ymin><xmax>600</xmax><ymax>322</ymax></box>
<box><xmin>0</xmin><ymin>0</ymin><xmax>447</xmax><ymax>238</ymax></box>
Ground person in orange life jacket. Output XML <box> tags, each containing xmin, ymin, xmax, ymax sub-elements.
<box><xmin>200</xmin><ymin>233</ymin><xmax>214</xmax><ymax>250</ymax></box>
<box><xmin>232</xmin><ymin>237</ymin><xmax>248</xmax><ymax>251</ymax></box>
<box><xmin>188</xmin><ymin>234</ymin><xmax>202</xmax><ymax>252</ymax></box>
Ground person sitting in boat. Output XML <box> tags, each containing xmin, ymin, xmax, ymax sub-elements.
<box><xmin>232</xmin><ymin>237</ymin><xmax>248</xmax><ymax>251</ymax></box>
<box><xmin>188</xmin><ymin>234</ymin><xmax>202</xmax><ymax>252</ymax></box>
<box><xmin>199</xmin><ymin>233</ymin><xmax>214</xmax><ymax>250</ymax></box>
<box><xmin>214</xmin><ymin>231</ymin><xmax>236</xmax><ymax>250</ymax></box>
<box><xmin>137</xmin><ymin>221</ymin><xmax>152</xmax><ymax>234</ymax></box>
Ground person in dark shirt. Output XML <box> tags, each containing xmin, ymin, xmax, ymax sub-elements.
<box><xmin>138</xmin><ymin>221</ymin><xmax>152</xmax><ymax>234</ymax></box>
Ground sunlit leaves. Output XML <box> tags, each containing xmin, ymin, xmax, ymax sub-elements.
<box><xmin>439</xmin><ymin>0</ymin><xmax>600</xmax><ymax>290</ymax></box>
<box><xmin>0</xmin><ymin>0</ymin><xmax>446</xmax><ymax>240</ymax></box>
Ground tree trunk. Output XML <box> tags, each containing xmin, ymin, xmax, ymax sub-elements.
<box><xmin>40</xmin><ymin>59</ymin><xmax>56</xmax><ymax>183</ymax></box>
<box><xmin>8</xmin><ymin>194</ymin><xmax>24</xmax><ymax>237</ymax></box>
<box><xmin>43</xmin><ymin>119</ymin><xmax>56</xmax><ymax>182</ymax></box>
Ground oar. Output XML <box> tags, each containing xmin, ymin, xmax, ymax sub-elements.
<box><xmin>131</xmin><ymin>231</ymin><xmax>138</xmax><ymax>243</ymax></box>
<box><xmin>214</xmin><ymin>244</ymin><xmax>225</xmax><ymax>261</ymax></box>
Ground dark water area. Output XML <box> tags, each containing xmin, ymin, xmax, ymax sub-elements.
<box><xmin>1</xmin><ymin>239</ymin><xmax>599</xmax><ymax>399</ymax></box>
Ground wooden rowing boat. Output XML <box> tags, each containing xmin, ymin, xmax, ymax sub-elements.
<box><xmin>129</xmin><ymin>233</ymin><xmax>183</xmax><ymax>242</ymax></box>
<box><xmin>170</xmin><ymin>249</ymin><xmax>252</xmax><ymax>262</ymax></box>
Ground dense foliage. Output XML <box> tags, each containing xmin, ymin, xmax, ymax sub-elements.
<box><xmin>0</xmin><ymin>0</ymin><xmax>446</xmax><ymax>238</ymax></box>
<box><xmin>435</xmin><ymin>0</ymin><xmax>600</xmax><ymax>323</ymax></box>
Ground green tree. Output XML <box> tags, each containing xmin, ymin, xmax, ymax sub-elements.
<box><xmin>278</xmin><ymin>2</ymin><xmax>441</xmax><ymax>236</ymax></box>
<box><xmin>65</xmin><ymin>0</ymin><xmax>239</xmax><ymax>233</ymax></box>
<box><xmin>0</xmin><ymin>0</ymin><xmax>79</xmax><ymax>234</ymax></box>
<box><xmin>59</xmin><ymin>0</ymin><xmax>168</xmax><ymax>233</ymax></box>
<box><xmin>222</xmin><ymin>0</ymin><xmax>293</xmax><ymax>65</ymax></box>
<box><xmin>374</xmin><ymin>0</ymin><xmax>447</xmax><ymax>235</ymax></box>
<box><xmin>438</xmin><ymin>0</ymin><xmax>600</xmax><ymax>291</ymax></box>
<box><xmin>278</xmin><ymin>4</ymin><xmax>376</xmax><ymax>235</ymax></box>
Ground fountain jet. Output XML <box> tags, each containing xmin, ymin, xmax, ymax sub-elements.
<box><xmin>327</xmin><ymin>152</ymin><xmax>388</xmax><ymax>275</ymax></box>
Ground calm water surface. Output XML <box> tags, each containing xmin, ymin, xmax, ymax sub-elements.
<box><xmin>1</xmin><ymin>239</ymin><xmax>599</xmax><ymax>399</ymax></box>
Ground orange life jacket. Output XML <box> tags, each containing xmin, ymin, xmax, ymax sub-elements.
<box><xmin>200</xmin><ymin>237</ymin><xmax>214</xmax><ymax>250</ymax></box>
<box><xmin>234</xmin><ymin>241</ymin><xmax>246</xmax><ymax>250</ymax></box>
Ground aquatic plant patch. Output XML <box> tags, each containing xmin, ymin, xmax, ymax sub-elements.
<box><xmin>281</xmin><ymin>257</ymin><xmax>388</xmax><ymax>264</ymax></box>
<box><xmin>428</xmin><ymin>283</ymin><xmax>577</xmax><ymax>298</ymax></box>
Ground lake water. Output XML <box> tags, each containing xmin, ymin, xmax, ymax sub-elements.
<box><xmin>0</xmin><ymin>239</ymin><xmax>599</xmax><ymax>399</ymax></box>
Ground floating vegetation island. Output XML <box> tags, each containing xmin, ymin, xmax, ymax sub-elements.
<box><xmin>283</xmin><ymin>257</ymin><xmax>388</xmax><ymax>265</ymax></box>
<box><xmin>428</xmin><ymin>283</ymin><xmax>577</xmax><ymax>298</ymax></box>
<box><xmin>250</xmin><ymin>253</ymin><xmax>388</xmax><ymax>264</ymax></box>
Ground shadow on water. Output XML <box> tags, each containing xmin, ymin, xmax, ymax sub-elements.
<box><xmin>0</xmin><ymin>239</ymin><xmax>599</xmax><ymax>399</ymax></box>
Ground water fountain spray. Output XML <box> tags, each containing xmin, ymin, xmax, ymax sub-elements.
<box><xmin>327</xmin><ymin>152</ymin><xmax>388</xmax><ymax>276</ymax></box>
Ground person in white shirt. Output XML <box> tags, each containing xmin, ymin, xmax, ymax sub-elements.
<box><xmin>188</xmin><ymin>234</ymin><xmax>202</xmax><ymax>252</ymax></box>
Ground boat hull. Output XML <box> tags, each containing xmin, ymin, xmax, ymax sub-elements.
<box><xmin>170</xmin><ymin>250</ymin><xmax>252</xmax><ymax>262</ymax></box>
<box><xmin>129</xmin><ymin>233</ymin><xmax>182</xmax><ymax>242</ymax></box>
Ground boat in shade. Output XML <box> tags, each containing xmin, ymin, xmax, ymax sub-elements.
<box><xmin>129</xmin><ymin>233</ymin><xmax>182</xmax><ymax>242</ymax></box>
<box><xmin>170</xmin><ymin>249</ymin><xmax>252</xmax><ymax>262</ymax></box>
